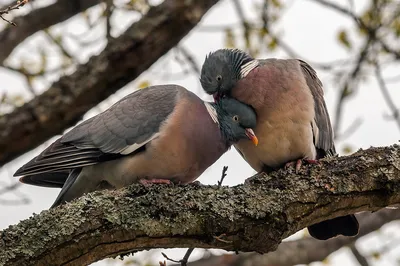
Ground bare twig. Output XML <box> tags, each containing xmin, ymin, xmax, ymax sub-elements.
<box><xmin>0</xmin><ymin>181</ymin><xmax>20</xmax><ymax>195</ymax></box>
<box><xmin>333</xmin><ymin>34</ymin><xmax>374</xmax><ymax>137</ymax></box>
<box><xmin>162</xmin><ymin>252</ymin><xmax>181</xmax><ymax>264</ymax></box>
<box><xmin>217</xmin><ymin>166</ymin><xmax>228</xmax><ymax>187</ymax></box>
<box><xmin>0</xmin><ymin>180</ymin><xmax>30</xmax><ymax>205</ymax></box>
<box><xmin>161</xmin><ymin>249</ymin><xmax>194</xmax><ymax>266</ymax></box>
<box><xmin>213</xmin><ymin>233</ymin><xmax>233</xmax><ymax>244</ymax></box>
<box><xmin>0</xmin><ymin>198</ymin><xmax>29</xmax><ymax>205</ymax></box>
<box><xmin>181</xmin><ymin>248</ymin><xmax>195</xmax><ymax>266</ymax></box>
<box><xmin>231</xmin><ymin>0</ymin><xmax>251</xmax><ymax>52</ymax></box>
<box><xmin>335</xmin><ymin>117</ymin><xmax>363</xmax><ymax>141</ymax></box>
<box><xmin>375</xmin><ymin>63</ymin><xmax>400</xmax><ymax>131</ymax></box>
<box><xmin>0</xmin><ymin>0</ymin><xmax>29</xmax><ymax>26</ymax></box>
<box><xmin>3</xmin><ymin>64</ymin><xmax>66</xmax><ymax>78</ymax></box>
<box><xmin>306</xmin><ymin>0</ymin><xmax>364</xmax><ymax>28</ymax></box>
<box><xmin>380</xmin><ymin>40</ymin><xmax>400</xmax><ymax>60</ymax></box>
<box><xmin>176</xmin><ymin>46</ymin><xmax>200</xmax><ymax>75</ymax></box>
<box><xmin>350</xmin><ymin>243</ymin><xmax>370</xmax><ymax>266</ymax></box>
<box><xmin>105</xmin><ymin>0</ymin><xmax>114</xmax><ymax>40</ymax></box>
<box><xmin>44</xmin><ymin>29</ymin><xmax>76</xmax><ymax>62</ymax></box>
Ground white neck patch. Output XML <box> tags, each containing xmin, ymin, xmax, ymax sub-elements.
<box><xmin>204</xmin><ymin>102</ymin><xmax>219</xmax><ymax>125</ymax></box>
<box><xmin>240</xmin><ymin>59</ymin><xmax>259</xmax><ymax>78</ymax></box>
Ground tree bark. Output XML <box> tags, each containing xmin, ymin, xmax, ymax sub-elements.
<box><xmin>1</xmin><ymin>145</ymin><xmax>400</xmax><ymax>266</ymax></box>
<box><xmin>181</xmin><ymin>208</ymin><xmax>400</xmax><ymax>266</ymax></box>
<box><xmin>0</xmin><ymin>0</ymin><xmax>220</xmax><ymax>166</ymax></box>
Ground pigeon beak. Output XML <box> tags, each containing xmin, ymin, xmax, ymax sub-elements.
<box><xmin>245</xmin><ymin>128</ymin><xmax>258</xmax><ymax>146</ymax></box>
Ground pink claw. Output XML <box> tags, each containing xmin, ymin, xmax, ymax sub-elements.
<box><xmin>285</xmin><ymin>159</ymin><xmax>320</xmax><ymax>174</ymax></box>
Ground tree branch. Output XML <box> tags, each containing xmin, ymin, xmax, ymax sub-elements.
<box><xmin>0</xmin><ymin>0</ymin><xmax>29</xmax><ymax>26</ymax></box>
<box><xmin>1</xmin><ymin>145</ymin><xmax>400</xmax><ymax>266</ymax></box>
<box><xmin>0</xmin><ymin>0</ymin><xmax>102</xmax><ymax>64</ymax></box>
<box><xmin>0</xmin><ymin>0</ymin><xmax>221</xmax><ymax>166</ymax></box>
<box><xmin>180</xmin><ymin>208</ymin><xmax>400</xmax><ymax>266</ymax></box>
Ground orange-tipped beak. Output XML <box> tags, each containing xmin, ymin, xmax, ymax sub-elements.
<box><xmin>245</xmin><ymin>128</ymin><xmax>258</xmax><ymax>146</ymax></box>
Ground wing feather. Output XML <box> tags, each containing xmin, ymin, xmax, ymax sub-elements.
<box><xmin>298</xmin><ymin>60</ymin><xmax>336</xmax><ymax>157</ymax></box>
<box><xmin>15</xmin><ymin>85</ymin><xmax>183</xmax><ymax>178</ymax></box>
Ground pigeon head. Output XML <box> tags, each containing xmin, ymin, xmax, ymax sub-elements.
<box><xmin>215</xmin><ymin>97</ymin><xmax>258</xmax><ymax>146</ymax></box>
<box><xmin>200</xmin><ymin>49</ymin><xmax>257</xmax><ymax>102</ymax></box>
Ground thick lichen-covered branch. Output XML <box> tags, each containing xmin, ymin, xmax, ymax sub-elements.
<box><xmin>0</xmin><ymin>0</ymin><xmax>220</xmax><ymax>166</ymax></box>
<box><xmin>1</xmin><ymin>145</ymin><xmax>400</xmax><ymax>266</ymax></box>
<box><xmin>181</xmin><ymin>208</ymin><xmax>400</xmax><ymax>266</ymax></box>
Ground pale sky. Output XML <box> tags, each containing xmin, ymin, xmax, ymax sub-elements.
<box><xmin>0</xmin><ymin>0</ymin><xmax>399</xmax><ymax>265</ymax></box>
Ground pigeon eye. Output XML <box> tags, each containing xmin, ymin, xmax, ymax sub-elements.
<box><xmin>233</xmin><ymin>115</ymin><xmax>239</xmax><ymax>121</ymax></box>
<box><xmin>216</xmin><ymin>75</ymin><xmax>222</xmax><ymax>82</ymax></box>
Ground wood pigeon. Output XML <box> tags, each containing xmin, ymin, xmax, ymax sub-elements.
<box><xmin>199</xmin><ymin>48</ymin><xmax>359</xmax><ymax>240</ymax></box>
<box><xmin>14</xmin><ymin>84</ymin><xmax>258</xmax><ymax>208</ymax></box>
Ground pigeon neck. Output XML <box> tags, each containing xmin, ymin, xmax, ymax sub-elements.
<box><xmin>206</xmin><ymin>102</ymin><xmax>235</xmax><ymax>146</ymax></box>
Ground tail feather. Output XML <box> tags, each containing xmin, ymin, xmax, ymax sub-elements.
<box><xmin>51</xmin><ymin>168</ymin><xmax>82</xmax><ymax>208</ymax></box>
<box><xmin>308</xmin><ymin>214</ymin><xmax>359</xmax><ymax>240</ymax></box>
<box><xmin>19</xmin><ymin>172</ymin><xmax>69</xmax><ymax>188</ymax></box>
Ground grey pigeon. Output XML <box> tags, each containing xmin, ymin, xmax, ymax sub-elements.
<box><xmin>200</xmin><ymin>48</ymin><xmax>359</xmax><ymax>240</ymax></box>
<box><xmin>14</xmin><ymin>84</ymin><xmax>258</xmax><ymax>208</ymax></box>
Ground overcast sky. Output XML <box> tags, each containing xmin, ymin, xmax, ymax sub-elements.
<box><xmin>1</xmin><ymin>0</ymin><xmax>399</xmax><ymax>265</ymax></box>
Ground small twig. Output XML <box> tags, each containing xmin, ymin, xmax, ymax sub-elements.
<box><xmin>0</xmin><ymin>182</ymin><xmax>20</xmax><ymax>195</ymax></box>
<box><xmin>161</xmin><ymin>248</ymin><xmax>194</xmax><ymax>266</ymax></box>
<box><xmin>217</xmin><ymin>166</ymin><xmax>228</xmax><ymax>187</ymax></box>
<box><xmin>180</xmin><ymin>248</ymin><xmax>194</xmax><ymax>266</ymax></box>
<box><xmin>161</xmin><ymin>252</ymin><xmax>181</xmax><ymax>264</ymax></box>
<box><xmin>375</xmin><ymin>63</ymin><xmax>400</xmax><ymax>131</ymax></box>
<box><xmin>0</xmin><ymin>0</ymin><xmax>29</xmax><ymax>26</ymax></box>
<box><xmin>306</xmin><ymin>0</ymin><xmax>364</xmax><ymax>28</ymax></box>
<box><xmin>105</xmin><ymin>0</ymin><xmax>114</xmax><ymax>41</ymax></box>
<box><xmin>350</xmin><ymin>243</ymin><xmax>370</xmax><ymax>266</ymax></box>
<box><xmin>213</xmin><ymin>233</ymin><xmax>233</xmax><ymax>244</ymax></box>
<box><xmin>380</xmin><ymin>40</ymin><xmax>400</xmax><ymax>60</ymax></box>
<box><xmin>333</xmin><ymin>33</ymin><xmax>374</xmax><ymax>137</ymax></box>
<box><xmin>335</xmin><ymin>117</ymin><xmax>363</xmax><ymax>140</ymax></box>
<box><xmin>3</xmin><ymin>64</ymin><xmax>66</xmax><ymax>78</ymax></box>
<box><xmin>231</xmin><ymin>0</ymin><xmax>252</xmax><ymax>53</ymax></box>
<box><xmin>176</xmin><ymin>46</ymin><xmax>200</xmax><ymax>75</ymax></box>
<box><xmin>44</xmin><ymin>30</ymin><xmax>76</xmax><ymax>62</ymax></box>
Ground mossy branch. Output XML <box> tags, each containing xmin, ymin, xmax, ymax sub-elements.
<box><xmin>1</xmin><ymin>145</ymin><xmax>400</xmax><ymax>266</ymax></box>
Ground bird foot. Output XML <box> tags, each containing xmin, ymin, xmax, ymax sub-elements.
<box><xmin>285</xmin><ymin>159</ymin><xmax>320</xmax><ymax>174</ymax></box>
<box><xmin>139</xmin><ymin>179</ymin><xmax>172</xmax><ymax>186</ymax></box>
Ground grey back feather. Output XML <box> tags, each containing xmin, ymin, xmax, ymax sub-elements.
<box><xmin>15</xmin><ymin>85</ymin><xmax>182</xmax><ymax>177</ymax></box>
<box><xmin>62</xmin><ymin>85</ymin><xmax>179</xmax><ymax>153</ymax></box>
